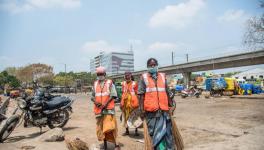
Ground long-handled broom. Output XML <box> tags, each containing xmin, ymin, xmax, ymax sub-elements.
<box><xmin>170</xmin><ymin>112</ymin><xmax>184</xmax><ymax>150</ymax></box>
<box><xmin>143</xmin><ymin>119</ymin><xmax>153</xmax><ymax>150</ymax></box>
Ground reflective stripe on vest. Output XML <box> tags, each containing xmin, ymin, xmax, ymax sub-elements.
<box><xmin>121</xmin><ymin>81</ymin><xmax>139</xmax><ymax>108</ymax></box>
<box><xmin>143</xmin><ymin>72</ymin><xmax>169</xmax><ymax>111</ymax></box>
<box><xmin>93</xmin><ymin>79</ymin><xmax>114</xmax><ymax>114</ymax></box>
<box><xmin>95</xmin><ymin>92</ymin><xmax>110</xmax><ymax>97</ymax></box>
<box><xmin>146</xmin><ymin>87</ymin><xmax>166</xmax><ymax>92</ymax></box>
<box><xmin>122</xmin><ymin>81</ymin><xmax>136</xmax><ymax>93</ymax></box>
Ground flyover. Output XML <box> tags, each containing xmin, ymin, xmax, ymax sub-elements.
<box><xmin>110</xmin><ymin>49</ymin><xmax>264</xmax><ymax>86</ymax></box>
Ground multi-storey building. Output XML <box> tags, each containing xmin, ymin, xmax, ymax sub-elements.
<box><xmin>90</xmin><ymin>51</ymin><xmax>134</xmax><ymax>75</ymax></box>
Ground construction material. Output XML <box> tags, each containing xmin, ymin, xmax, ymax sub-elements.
<box><xmin>224</xmin><ymin>78</ymin><xmax>235</xmax><ymax>90</ymax></box>
<box><xmin>212</xmin><ymin>78</ymin><xmax>227</xmax><ymax>90</ymax></box>
<box><xmin>239</xmin><ymin>83</ymin><xmax>253</xmax><ymax>95</ymax></box>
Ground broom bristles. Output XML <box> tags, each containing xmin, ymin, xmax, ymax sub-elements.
<box><xmin>143</xmin><ymin>120</ymin><xmax>153</xmax><ymax>150</ymax></box>
<box><xmin>170</xmin><ymin>113</ymin><xmax>184</xmax><ymax>150</ymax></box>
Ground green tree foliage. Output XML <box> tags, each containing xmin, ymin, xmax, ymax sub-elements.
<box><xmin>2</xmin><ymin>63</ymin><xmax>97</xmax><ymax>88</ymax></box>
<box><xmin>223</xmin><ymin>71</ymin><xmax>241</xmax><ymax>77</ymax></box>
<box><xmin>53</xmin><ymin>75</ymin><xmax>74</xmax><ymax>87</ymax></box>
<box><xmin>53</xmin><ymin>72</ymin><xmax>96</xmax><ymax>87</ymax></box>
<box><xmin>0</xmin><ymin>71</ymin><xmax>21</xmax><ymax>88</ymax></box>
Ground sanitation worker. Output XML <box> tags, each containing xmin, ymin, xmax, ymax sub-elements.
<box><xmin>91</xmin><ymin>66</ymin><xmax>120</xmax><ymax>150</ymax></box>
<box><xmin>138</xmin><ymin>58</ymin><xmax>183</xmax><ymax>150</ymax></box>
<box><xmin>120</xmin><ymin>71</ymin><xmax>139</xmax><ymax>136</ymax></box>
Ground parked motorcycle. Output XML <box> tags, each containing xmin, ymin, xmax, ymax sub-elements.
<box><xmin>181</xmin><ymin>87</ymin><xmax>201</xmax><ymax>98</ymax></box>
<box><xmin>0</xmin><ymin>97</ymin><xmax>10</xmax><ymax>124</ymax></box>
<box><xmin>0</xmin><ymin>88</ymin><xmax>74</xmax><ymax>142</ymax></box>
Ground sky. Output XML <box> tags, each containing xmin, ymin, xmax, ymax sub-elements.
<box><xmin>0</xmin><ymin>0</ymin><xmax>263</xmax><ymax>73</ymax></box>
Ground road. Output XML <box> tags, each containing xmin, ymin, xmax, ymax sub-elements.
<box><xmin>0</xmin><ymin>94</ymin><xmax>264</xmax><ymax>150</ymax></box>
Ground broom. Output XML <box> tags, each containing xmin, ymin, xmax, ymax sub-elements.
<box><xmin>143</xmin><ymin>119</ymin><xmax>153</xmax><ymax>150</ymax></box>
<box><xmin>169</xmin><ymin>112</ymin><xmax>184</xmax><ymax>150</ymax></box>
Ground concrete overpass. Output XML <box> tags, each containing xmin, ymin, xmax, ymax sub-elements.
<box><xmin>110</xmin><ymin>49</ymin><xmax>264</xmax><ymax>86</ymax></box>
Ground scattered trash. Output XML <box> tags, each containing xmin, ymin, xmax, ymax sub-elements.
<box><xmin>135</xmin><ymin>139</ymin><xmax>144</xmax><ymax>143</ymax></box>
<box><xmin>65</xmin><ymin>137</ymin><xmax>89</xmax><ymax>150</ymax></box>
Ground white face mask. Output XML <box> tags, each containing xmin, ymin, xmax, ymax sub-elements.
<box><xmin>97</xmin><ymin>75</ymin><xmax>105</xmax><ymax>81</ymax></box>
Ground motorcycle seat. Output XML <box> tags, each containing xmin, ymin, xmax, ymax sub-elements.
<box><xmin>45</xmin><ymin>97</ymin><xmax>71</xmax><ymax>110</ymax></box>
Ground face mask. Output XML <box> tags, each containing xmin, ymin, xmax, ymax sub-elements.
<box><xmin>148</xmin><ymin>66</ymin><xmax>158</xmax><ymax>74</ymax></box>
<box><xmin>97</xmin><ymin>75</ymin><xmax>105</xmax><ymax>81</ymax></box>
<box><xmin>126</xmin><ymin>78</ymin><xmax>131</xmax><ymax>82</ymax></box>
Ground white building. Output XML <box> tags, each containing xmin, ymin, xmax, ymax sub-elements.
<box><xmin>232</xmin><ymin>68</ymin><xmax>264</xmax><ymax>80</ymax></box>
<box><xmin>90</xmin><ymin>51</ymin><xmax>134</xmax><ymax>75</ymax></box>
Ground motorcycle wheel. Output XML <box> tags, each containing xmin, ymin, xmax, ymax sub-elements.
<box><xmin>196</xmin><ymin>94</ymin><xmax>200</xmax><ymax>98</ymax></box>
<box><xmin>0</xmin><ymin>115</ymin><xmax>20</xmax><ymax>142</ymax></box>
<box><xmin>48</xmin><ymin>109</ymin><xmax>69</xmax><ymax>129</ymax></box>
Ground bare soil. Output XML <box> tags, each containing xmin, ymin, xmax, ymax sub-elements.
<box><xmin>0</xmin><ymin>94</ymin><xmax>264</xmax><ymax>150</ymax></box>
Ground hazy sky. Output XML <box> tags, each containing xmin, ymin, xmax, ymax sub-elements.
<box><xmin>0</xmin><ymin>0</ymin><xmax>263</xmax><ymax>73</ymax></box>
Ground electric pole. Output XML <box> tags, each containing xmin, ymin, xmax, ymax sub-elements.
<box><xmin>172</xmin><ymin>51</ymin><xmax>174</xmax><ymax>65</ymax></box>
<box><xmin>186</xmin><ymin>54</ymin><xmax>189</xmax><ymax>63</ymax></box>
<box><xmin>64</xmin><ymin>64</ymin><xmax>66</xmax><ymax>93</ymax></box>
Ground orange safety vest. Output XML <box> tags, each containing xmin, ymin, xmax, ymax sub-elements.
<box><xmin>121</xmin><ymin>81</ymin><xmax>139</xmax><ymax>108</ymax></box>
<box><xmin>93</xmin><ymin>79</ymin><xmax>115</xmax><ymax>115</ymax></box>
<box><xmin>142</xmin><ymin>72</ymin><xmax>169</xmax><ymax>112</ymax></box>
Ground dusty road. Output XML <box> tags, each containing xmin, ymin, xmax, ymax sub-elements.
<box><xmin>0</xmin><ymin>94</ymin><xmax>264</xmax><ymax>150</ymax></box>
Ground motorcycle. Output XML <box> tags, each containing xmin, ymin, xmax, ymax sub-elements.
<box><xmin>181</xmin><ymin>87</ymin><xmax>201</xmax><ymax>98</ymax></box>
<box><xmin>0</xmin><ymin>97</ymin><xmax>10</xmax><ymax>124</ymax></box>
<box><xmin>0</xmin><ymin>88</ymin><xmax>74</xmax><ymax>142</ymax></box>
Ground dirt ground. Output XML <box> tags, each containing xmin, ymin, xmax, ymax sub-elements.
<box><xmin>0</xmin><ymin>93</ymin><xmax>264</xmax><ymax>150</ymax></box>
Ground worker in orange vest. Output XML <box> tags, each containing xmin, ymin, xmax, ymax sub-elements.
<box><xmin>120</xmin><ymin>71</ymin><xmax>139</xmax><ymax>136</ymax></box>
<box><xmin>138</xmin><ymin>58</ymin><xmax>176</xmax><ymax>150</ymax></box>
<box><xmin>91</xmin><ymin>66</ymin><xmax>120</xmax><ymax>150</ymax></box>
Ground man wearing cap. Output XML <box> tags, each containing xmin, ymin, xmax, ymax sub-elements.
<box><xmin>91</xmin><ymin>66</ymin><xmax>120</xmax><ymax>150</ymax></box>
<box><xmin>120</xmin><ymin>71</ymin><xmax>139</xmax><ymax>136</ymax></box>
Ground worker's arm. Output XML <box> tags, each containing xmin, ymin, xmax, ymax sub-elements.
<box><xmin>166</xmin><ymin>79</ymin><xmax>176</xmax><ymax>113</ymax></box>
<box><xmin>91</xmin><ymin>89</ymin><xmax>95</xmax><ymax>102</ymax></box>
<box><xmin>91</xmin><ymin>86</ymin><xmax>103</xmax><ymax>107</ymax></box>
<box><xmin>101</xmin><ymin>82</ymin><xmax>117</xmax><ymax>110</ymax></box>
<box><xmin>137</xmin><ymin>76</ymin><xmax>146</xmax><ymax>117</ymax></box>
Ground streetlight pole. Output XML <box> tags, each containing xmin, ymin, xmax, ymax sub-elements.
<box><xmin>172</xmin><ymin>51</ymin><xmax>174</xmax><ymax>65</ymax></box>
<box><xmin>64</xmin><ymin>64</ymin><xmax>67</xmax><ymax>94</ymax></box>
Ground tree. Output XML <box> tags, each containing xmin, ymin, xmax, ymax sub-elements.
<box><xmin>16</xmin><ymin>63</ymin><xmax>54</xmax><ymax>85</ymax></box>
<box><xmin>5</xmin><ymin>67</ymin><xmax>18</xmax><ymax>76</ymax></box>
<box><xmin>0</xmin><ymin>71</ymin><xmax>20</xmax><ymax>89</ymax></box>
<box><xmin>53</xmin><ymin>75</ymin><xmax>74</xmax><ymax>87</ymax></box>
<box><xmin>38</xmin><ymin>75</ymin><xmax>54</xmax><ymax>86</ymax></box>
<box><xmin>244</xmin><ymin>1</ymin><xmax>264</xmax><ymax>49</ymax></box>
<box><xmin>223</xmin><ymin>71</ymin><xmax>241</xmax><ymax>77</ymax></box>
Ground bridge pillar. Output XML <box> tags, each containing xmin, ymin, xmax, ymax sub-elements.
<box><xmin>183</xmin><ymin>72</ymin><xmax>191</xmax><ymax>88</ymax></box>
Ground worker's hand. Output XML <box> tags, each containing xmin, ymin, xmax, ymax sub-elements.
<box><xmin>169</xmin><ymin>106</ymin><xmax>176</xmax><ymax>115</ymax></box>
<box><xmin>140</xmin><ymin>110</ymin><xmax>145</xmax><ymax>119</ymax></box>
<box><xmin>100</xmin><ymin>104</ymin><xmax>106</xmax><ymax>110</ymax></box>
<box><xmin>94</xmin><ymin>102</ymin><xmax>102</xmax><ymax>108</ymax></box>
